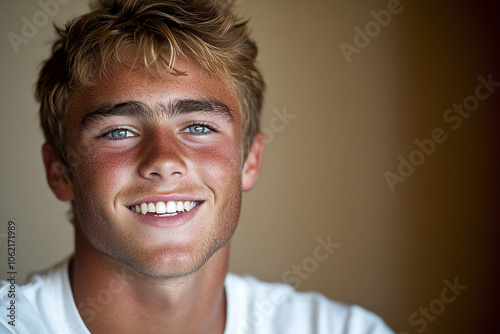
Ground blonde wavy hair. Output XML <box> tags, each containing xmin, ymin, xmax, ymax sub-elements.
<box><xmin>36</xmin><ymin>0</ymin><xmax>265</xmax><ymax>170</ymax></box>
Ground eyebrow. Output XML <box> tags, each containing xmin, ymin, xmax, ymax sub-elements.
<box><xmin>79</xmin><ymin>98</ymin><xmax>234</xmax><ymax>130</ymax></box>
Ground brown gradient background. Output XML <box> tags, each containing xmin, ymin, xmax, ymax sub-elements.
<box><xmin>0</xmin><ymin>1</ymin><xmax>499</xmax><ymax>333</ymax></box>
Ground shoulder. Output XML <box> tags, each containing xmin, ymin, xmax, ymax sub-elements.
<box><xmin>0</xmin><ymin>257</ymin><xmax>88</xmax><ymax>334</ymax></box>
<box><xmin>224</xmin><ymin>273</ymin><xmax>394</xmax><ymax>334</ymax></box>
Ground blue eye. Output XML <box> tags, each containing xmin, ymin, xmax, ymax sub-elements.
<box><xmin>185</xmin><ymin>124</ymin><xmax>211</xmax><ymax>134</ymax></box>
<box><xmin>106</xmin><ymin>129</ymin><xmax>135</xmax><ymax>139</ymax></box>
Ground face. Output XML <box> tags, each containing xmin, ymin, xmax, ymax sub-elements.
<box><xmin>47</xmin><ymin>60</ymin><xmax>262</xmax><ymax>278</ymax></box>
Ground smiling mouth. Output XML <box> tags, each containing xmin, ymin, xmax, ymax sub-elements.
<box><xmin>129</xmin><ymin>201</ymin><xmax>201</xmax><ymax>217</ymax></box>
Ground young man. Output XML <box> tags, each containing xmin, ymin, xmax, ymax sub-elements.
<box><xmin>1</xmin><ymin>0</ymin><xmax>394</xmax><ymax>333</ymax></box>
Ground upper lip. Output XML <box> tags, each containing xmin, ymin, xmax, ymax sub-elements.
<box><xmin>127</xmin><ymin>194</ymin><xmax>204</xmax><ymax>206</ymax></box>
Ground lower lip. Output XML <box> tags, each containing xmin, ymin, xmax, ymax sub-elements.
<box><xmin>131</xmin><ymin>202</ymin><xmax>203</xmax><ymax>228</ymax></box>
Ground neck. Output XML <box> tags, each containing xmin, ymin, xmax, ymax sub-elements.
<box><xmin>70</xmin><ymin>227</ymin><xmax>229</xmax><ymax>334</ymax></box>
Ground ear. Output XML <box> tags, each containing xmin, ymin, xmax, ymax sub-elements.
<box><xmin>42</xmin><ymin>143</ymin><xmax>74</xmax><ymax>201</ymax></box>
<box><xmin>242</xmin><ymin>132</ymin><xmax>264</xmax><ymax>191</ymax></box>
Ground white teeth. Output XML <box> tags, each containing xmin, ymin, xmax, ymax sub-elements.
<box><xmin>166</xmin><ymin>201</ymin><xmax>177</xmax><ymax>213</ymax></box>
<box><xmin>132</xmin><ymin>200</ymin><xmax>198</xmax><ymax>215</ymax></box>
<box><xmin>140</xmin><ymin>203</ymin><xmax>148</xmax><ymax>214</ymax></box>
<box><xmin>156</xmin><ymin>201</ymin><xmax>167</xmax><ymax>214</ymax></box>
<box><xmin>147</xmin><ymin>203</ymin><xmax>155</xmax><ymax>212</ymax></box>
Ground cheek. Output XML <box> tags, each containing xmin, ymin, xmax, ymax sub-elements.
<box><xmin>190</xmin><ymin>140</ymin><xmax>243</xmax><ymax>187</ymax></box>
<box><xmin>72</xmin><ymin>147</ymin><xmax>136</xmax><ymax>197</ymax></box>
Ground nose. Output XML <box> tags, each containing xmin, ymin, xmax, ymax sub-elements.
<box><xmin>138</xmin><ymin>130</ymin><xmax>187</xmax><ymax>182</ymax></box>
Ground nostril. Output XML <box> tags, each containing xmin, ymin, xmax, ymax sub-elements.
<box><xmin>138</xmin><ymin>145</ymin><xmax>187</xmax><ymax>180</ymax></box>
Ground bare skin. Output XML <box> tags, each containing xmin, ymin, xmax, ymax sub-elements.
<box><xmin>42</xmin><ymin>59</ymin><xmax>264</xmax><ymax>333</ymax></box>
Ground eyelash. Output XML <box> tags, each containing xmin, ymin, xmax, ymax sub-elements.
<box><xmin>101</xmin><ymin>127</ymin><xmax>137</xmax><ymax>141</ymax></box>
<box><xmin>181</xmin><ymin>122</ymin><xmax>218</xmax><ymax>135</ymax></box>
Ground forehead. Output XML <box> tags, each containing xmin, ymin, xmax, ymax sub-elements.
<box><xmin>67</xmin><ymin>59</ymin><xmax>240</xmax><ymax>123</ymax></box>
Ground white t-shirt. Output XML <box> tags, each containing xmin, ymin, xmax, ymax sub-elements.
<box><xmin>0</xmin><ymin>258</ymin><xmax>394</xmax><ymax>333</ymax></box>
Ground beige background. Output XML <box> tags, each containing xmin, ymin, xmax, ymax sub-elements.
<box><xmin>1</xmin><ymin>1</ymin><xmax>499</xmax><ymax>333</ymax></box>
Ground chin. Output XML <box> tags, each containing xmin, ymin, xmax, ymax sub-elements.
<box><xmin>106</xmin><ymin>233</ymin><xmax>231</xmax><ymax>279</ymax></box>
